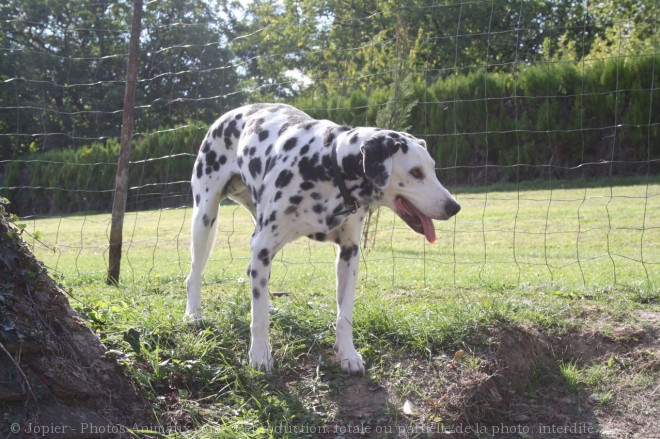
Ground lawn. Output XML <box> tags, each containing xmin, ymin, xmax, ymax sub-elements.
<box><xmin>18</xmin><ymin>179</ymin><xmax>660</xmax><ymax>438</ymax></box>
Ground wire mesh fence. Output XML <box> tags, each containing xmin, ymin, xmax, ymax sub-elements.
<box><xmin>1</xmin><ymin>0</ymin><xmax>658</xmax><ymax>296</ymax></box>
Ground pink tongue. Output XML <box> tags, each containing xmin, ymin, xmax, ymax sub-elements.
<box><xmin>420</xmin><ymin>212</ymin><xmax>436</xmax><ymax>243</ymax></box>
<box><xmin>396</xmin><ymin>197</ymin><xmax>437</xmax><ymax>243</ymax></box>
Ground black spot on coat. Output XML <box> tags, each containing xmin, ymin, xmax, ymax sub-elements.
<box><xmin>324</xmin><ymin>129</ymin><xmax>335</xmax><ymax>147</ymax></box>
<box><xmin>248</xmin><ymin>157</ymin><xmax>262</xmax><ymax>178</ymax></box>
<box><xmin>212</xmin><ymin>122</ymin><xmax>224</xmax><ymax>139</ymax></box>
<box><xmin>264</xmin><ymin>157</ymin><xmax>275</xmax><ymax>176</ymax></box>
<box><xmin>342</xmin><ymin>153</ymin><xmax>364</xmax><ymax>180</ymax></box>
<box><xmin>225</xmin><ymin>119</ymin><xmax>240</xmax><ymax>139</ymax></box>
<box><xmin>257</xmin><ymin>248</ymin><xmax>270</xmax><ymax>266</ymax></box>
<box><xmin>275</xmin><ymin>170</ymin><xmax>294</xmax><ymax>188</ymax></box>
<box><xmin>298</xmin><ymin>153</ymin><xmax>331</xmax><ymax>182</ymax></box>
<box><xmin>309</xmin><ymin>232</ymin><xmax>326</xmax><ymax>241</ymax></box>
<box><xmin>339</xmin><ymin>244</ymin><xmax>359</xmax><ymax>261</ymax></box>
<box><xmin>283</xmin><ymin>137</ymin><xmax>297</xmax><ymax>151</ymax></box>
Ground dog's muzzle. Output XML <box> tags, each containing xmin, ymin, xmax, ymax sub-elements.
<box><xmin>444</xmin><ymin>199</ymin><xmax>461</xmax><ymax>218</ymax></box>
<box><xmin>394</xmin><ymin>196</ymin><xmax>460</xmax><ymax>243</ymax></box>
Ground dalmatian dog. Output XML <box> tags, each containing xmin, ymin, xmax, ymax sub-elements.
<box><xmin>185</xmin><ymin>103</ymin><xmax>460</xmax><ymax>374</ymax></box>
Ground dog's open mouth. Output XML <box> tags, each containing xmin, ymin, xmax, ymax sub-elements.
<box><xmin>394</xmin><ymin>196</ymin><xmax>436</xmax><ymax>243</ymax></box>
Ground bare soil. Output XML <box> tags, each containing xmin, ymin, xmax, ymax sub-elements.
<box><xmin>326</xmin><ymin>313</ymin><xmax>660</xmax><ymax>438</ymax></box>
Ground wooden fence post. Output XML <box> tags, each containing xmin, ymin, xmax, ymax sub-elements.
<box><xmin>107</xmin><ymin>0</ymin><xmax>143</xmax><ymax>285</ymax></box>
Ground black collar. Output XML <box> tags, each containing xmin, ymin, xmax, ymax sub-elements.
<box><xmin>330</xmin><ymin>143</ymin><xmax>359</xmax><ymax>217</ymax></box>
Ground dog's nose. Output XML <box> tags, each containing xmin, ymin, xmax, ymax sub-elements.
<box><xmin>445</xmin><ymin>200</ymin><xmax>461</xmax><ymax>217</ymax></box>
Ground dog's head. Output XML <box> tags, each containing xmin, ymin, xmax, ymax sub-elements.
<box><xmin>360</xmin><ymin>132</ymin><xmax>460</xmax><ymax>243</ymax></box>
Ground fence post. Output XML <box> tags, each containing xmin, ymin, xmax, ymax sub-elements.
<box><xmin>107</xmin><ymin>0</ymin><xmax>143</xmax><ymax>285</ymax></box>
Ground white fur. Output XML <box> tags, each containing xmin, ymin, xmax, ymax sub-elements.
<box><xmin>185</xmin><ymin>104</ymin><xmax>460</xmax><ymax>374</ymax></box>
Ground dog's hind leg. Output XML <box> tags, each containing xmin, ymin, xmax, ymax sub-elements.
<box><xmin>185</xmin><ymin>190</ymin><xmax>222</xmax><ymax>321</ymax></box>
<box><xmin>185</xmin><ymin>160</ymin><xmax>241</xmax><ymax>321</ymax></box>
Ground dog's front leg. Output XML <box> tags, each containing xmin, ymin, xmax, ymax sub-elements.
<box><xmin>248</xmin><ymin>233</ymin><xmax>276</xmax><ymax>372</ymax></box>
<box><xmin>334</xmin><ymin>237</ymin><xmax>366</xmax><ymax>375</ymax></box>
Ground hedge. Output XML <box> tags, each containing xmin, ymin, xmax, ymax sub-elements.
<box><xmin>2</xmin><ymin>124</ymin><xmax>206</xmax><ymax>215</ymax></box>
<box><xmin>297</xmin><ymin>55</ymin><xmax>659</xmax><ymax>185</ymax></box>
<box><xmin>2</xmin><ymin>55</ymin><xmax>658</xmax><ymax>216</ymax></box>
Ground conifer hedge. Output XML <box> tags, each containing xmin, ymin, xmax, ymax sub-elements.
<box><xmin>2</xmin><ymin>56</ymin><xmax>657</xmax><ymax>215</ymax></box>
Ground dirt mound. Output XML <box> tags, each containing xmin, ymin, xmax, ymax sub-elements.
<box><xmin>325</xmin><ymin>322</ymin><xmax>658</xmax><ymax>438</ymax></box>
<box><xmin>445</xmin><ymin>324</ymin><xmax>660</xmax><ymax>438</ymax></box>
<box><xmin>0</xmin><ymin>214</ymin><xmax>154</xmax><ymax>438</ymax></box>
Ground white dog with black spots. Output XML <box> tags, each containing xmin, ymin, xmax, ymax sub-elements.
<box><xmin>185</xmin><ymin>103</ymin><xmax>460</xmax><ymax>375</ymax></box>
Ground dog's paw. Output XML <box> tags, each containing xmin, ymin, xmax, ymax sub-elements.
<box><xmin>249</xmin><ymin>343</ymin><xmax>274</xmax><ymax>373</ymax></box>
<box><xmin>335</xmin><ymin>346</ymin><xmax>366</xmax><ymax>375</ymax></box>
<box><xmin>183</xmin><ymin>309</ymin><xmax>202</xmax><ymax>322</ymax></box>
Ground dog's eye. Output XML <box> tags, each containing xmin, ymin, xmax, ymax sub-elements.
<box><xmin>409</xmin><ymin>167</ymin><xmax>424</xmax><ymax>180</ymax></box>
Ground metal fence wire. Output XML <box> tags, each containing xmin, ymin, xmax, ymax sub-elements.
<box><xmin>0</xmin><ymin>0</ymin><xmax>658</xmax><ymax>295</ymax></box>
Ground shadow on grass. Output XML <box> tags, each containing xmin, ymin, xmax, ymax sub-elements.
<box><xmin>112</xmin><ymin>288</ymin><xmax>659</xmax><ymax>438</ymax></box>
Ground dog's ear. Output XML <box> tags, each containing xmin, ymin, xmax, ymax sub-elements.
<box><xmin>361</xmin><ymin>136</ymin><xmax>399</xmax><ymax>189</ymax></box>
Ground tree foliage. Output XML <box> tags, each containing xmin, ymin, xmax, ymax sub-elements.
<box><xmin>0</xmin><ymin>0</ymin><xmax>240</xmax><ymax>159</ymax></box>
<box><xmin>0</xmin><ymin>0</ymin><xmax>657</xmax><ymax>165</ymax></box>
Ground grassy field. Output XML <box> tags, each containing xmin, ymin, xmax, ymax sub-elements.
<box><xmin>19</xmin><ymin>179</ymin><xmax>660</xmax><ymax>438</ymax></box>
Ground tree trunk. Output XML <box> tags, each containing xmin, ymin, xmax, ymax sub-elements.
<box><xmin>0</xmin><ymin>213</ymin><xmax>153</xmax><ymax>438</ymax></box>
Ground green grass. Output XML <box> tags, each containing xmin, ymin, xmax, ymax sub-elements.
<box><xmin>23</xmin><ymin>180</ymin><xmax>659</xmax><ymax>296</ymax></box>
<box><xmin>18</xmin><ymin>179</ymin><xmax>660</xmax><ymax>437</ymax></box>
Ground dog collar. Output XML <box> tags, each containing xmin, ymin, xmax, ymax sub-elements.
<box><xmin>330</xmin><ymin>143</ymin><xmax>359</xmax><ymax>217</ymax></box>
